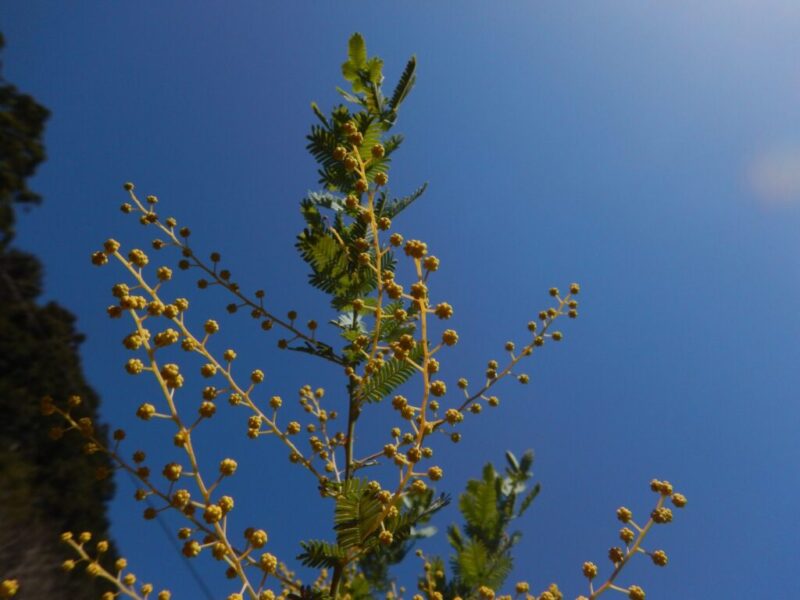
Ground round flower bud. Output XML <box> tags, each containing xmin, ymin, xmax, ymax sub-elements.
<box><xmin>162</xmin><ymin>463</ymin><xmax>183</xmax><ymax>482</ymax></box>
<box><xmin>203</xmin><ymin>505</ymin><xmax>223</xmax><ymax>524</ymax></box>
<box><xmin>478</xmin><ymin>586</ymin><xmax>494</xmax><ymax>600</ymax></box>
<box><xmin>428</xmin><ymin>466</ymin><xmax>443</xmax><ymax>481</ymax></box>
<box><xmin>651</xmin><ymin>550</ymin><xmax>668</xmax><ymax>566</ymax></box>
<box><xmin>430</xmin><ymin>381</ymin><xmax>446</xmax><ymax>397</ymax></box>
<box><xmin>259</xmin><ymin>552</ymin><xmax>278</xmax><ymax>573</ymax></box>
<box><xmin>434</xmin><ymin>303</ymin><xmax>453</xmax><ymax>319</ymax></box>
<box><xmin>617</xmin><ymin>507</ymin><xmax>633</xmax><ymax>523</ymax></box>
<box><xmin>627</xmin><ymin>586</ymin><xmax>645</xmax><ymax>600</ymax></box>
<box><xmin>218</xmin><ymin>496</ymin><xmax>234</xmax><ymax>513</ymax></box>
<box><xmin>379</xmin><ymin>530</ymin><xmax>394</xmax><ymax>545</ymax></box>
<box><xmin>608</xmin><ymin>546</ymin><xmax>624</xmax><ymax>563</ymax></box>
<box><xmin>651</xmin><ymin>507</ymin><xmax>673</xmax><ymax>524</ymax></box>
<box><xmin>671</xmin><ymin>493</ymin><xmax>687</xmax><ymax>508</ymax></box>
<box><xmin>136</xmin><ymin>403</ymin><xmax>156</xmax><ymax>420</ymax></box>
<box><xmin>442</xmin><ymin>329</ymin><xmax>459</xmax><ymax>346</ymax></box>
<box><xmin>182</xmin><ymin>540</ymin><xmax>201</xmax><ymax>558</ymax></box>
<box><xmin>249</xmin><ymin>529</ymin><xmax>268</xmax><ymax>548</ymax></box>
<box><xmin>582</xmin><ymin>561</ymin><xmax>598</xmax><ymax>579</ymax></box>
<box><xmin>219</xmin><ymin>458</ymin><xmax>238</xmax><ymax>476</ymax></box>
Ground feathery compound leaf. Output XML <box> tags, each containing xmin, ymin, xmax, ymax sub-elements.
<box><xmin>393</xmin><ymin>493</ymin><xmax>450</xmax><ymax>541</ymax></box>
<box><xmin>389</xmin><ymin>56</ymin><xmax>417</xmax><ymax>113</ymax></box>
<box><xmin>376</xmin><ymin>183</ymin><xmax>428</xmax><ymax>220</ymax></box>
<box><xmin>297</xmin><ymin>540</ymin><xmax>346</xmax><ymax>569</ymax></box>
<box><xmin>355</xmin><ymin>345</ymin><xmax>422</xmax><ymax>403</ymax></box>
<box><xmin>445</xmin><ymin>452</ymin><xmax>540</xmax><ymax>596</ymax></box>
<box><xmin>459</xmin><ymin>467</ymin><xmax>500</xmax><ymax>541</ymax></box>
<box><xmin>334</xmin><ymin>479</ymin><xmax>385</xmax><ymax>550</ymax></box>
<box><xmin>451</xmin><ymin>539</ymin><xmax>513</xmax><ymax>592</ymax></box>
<box><xmin>296</xmin><ymin>200</ymin><xmax>379</xmax><ymax>308</ymax></box>
<box><xmin>452</xmin><ymin>539</ymin><xmax>489</xmax><ymax>588</ymax></box>
<box><xmin>310</xmin><ymin>102</ymin><xmax>329</xmax><ymax>127</ymax></box>
<box><xmin>517</xmin><ymin>482</ymin><xmax>541</xmax><ymax>518</ymax></box>
<box><xmin>348</xmin><ymin>33</ymin><xmax>367</xmax><ymax>68</ymax></box>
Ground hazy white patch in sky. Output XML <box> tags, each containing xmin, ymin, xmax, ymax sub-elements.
<box><xmin>748</xmin><ymin>146</ymin><xmax>800</xmax><ymax>205</ymax></box>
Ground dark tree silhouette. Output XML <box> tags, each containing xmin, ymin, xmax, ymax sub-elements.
<box><xmin>0</xmin><ymin>31</ymin><xmax>117</xmax><ymax>599</ymax></box>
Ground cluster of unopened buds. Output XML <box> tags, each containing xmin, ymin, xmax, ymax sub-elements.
<box><xmin>389</xmin><ymin>480</ymin><xmax>686</xmax><ymax>600</ymax></box>
<box><xmin>573</xmin><ymin>479</ymin><xmax>687</xmax><ymax>600</ymax></box>
<box><xmin>74</xmin><ymin>176</ymin><xmax>586</xmax><ymax>600</ymax></box>
<box><xmin>59</xmin><ymin>531</ymin><xmax>171</xmax><ymax>600</ymax></box>
<box><xmin>78</xmin><ymin>173</ymin><xmax>593</xmax><ymax>595</ymax></box>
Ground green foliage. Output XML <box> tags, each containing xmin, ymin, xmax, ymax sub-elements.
<box><xmin>296</xmin><ymin>195</ymin><xmax>382</xmax><ymax>310</ymax></box>
<box><xmin>355</xmin><ymin>346</ymin><xmax>422</xmax><ymax>403</ymax></box>
<box><xmin>355</xmin><ymin>490</ymin><xmax>448</xmax><ymax>594</ymax></box>
<box><xmin>0</xmin><ymin>32</ymin><xmax>51</xmax><ymax>247</ymax></box>
<box><xmin>334</xmin><ymin>479</ymin><xmax>386</xmax><ymax>552</ymax></box>
<box><xmin>298</xmin><ymin>540</ymin><xmax>347</xmax><ymax>569</ymax></box>
<box><xmin>298</xmin><ymin>33</ymin><xmax>425</xmax><ymax>375</ymax></box>
<box><xmin>295</xmin><ymin>35</ymin><xmax>544</xmax><ymax>600</ymax></box>
<box><xmin>342</xmin><ymin>452</ymin><xmax>538</xmax><ymax>599</ymax></box>
<box><xmin>443</xmin><ymin>451</ymin><xmax>539</xmax><ymax>597</ymax></box>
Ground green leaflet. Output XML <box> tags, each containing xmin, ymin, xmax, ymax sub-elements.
<box><xmin>389</xmin><ymin>57</ymin><xmax>416</xmax><ymax>114</ymax></box>
<box><xmin>431</xmin><ymin>452</ymin><xmax>540</xmax><ymax>599</ymax></box>
<box><xmin>375</xmin><ymin>183</ymin><xmax>428</xmax><ymax>220</ymax></box>
<box><xmin>357</xmin><ymin>491</ymin><xmax>450</xmax><ymax>593</ymax></box>
<box><xmin>348</xmin><ymin>33</ymin><xmax>367</xmax><ymax>69</ymax></box>
<box><xmin>297</xmin><ymin>540</ymin><xmax>347</xmax><ymax>569</ymax></box>
<box><xmin>295</xmin><ymin>199</ymin><xmax>380</xmax><ymax>309</ymax></box>
<box><xmin>452</xmin><ymin>540</ymin><xmax>513</xmax><ymax>591</ymax></box>
<box><xmin>355</xmin><ymin>345</ymin><xmax>423</xmax><ymax>403</ymax></box>
<box><xmin>459</xmin><ymin>464</ymin><xmax>502</xmax><ymax>546</ymax></box>
<box><xmin>334</xmin><ymin>479</ymin><xmax>385</xmax><ymax>551</ymax></box>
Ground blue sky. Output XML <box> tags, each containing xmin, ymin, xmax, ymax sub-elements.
<box><xmin>4</xmin><ymin>2</ymin><xmax>800</xmax><ymax>598</ymax></box>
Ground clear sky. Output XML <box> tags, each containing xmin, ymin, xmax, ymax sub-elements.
<box><xmin>4</xmin><ymin>2</ymin><xmax>800</xmax><ymax>598</ymax></box>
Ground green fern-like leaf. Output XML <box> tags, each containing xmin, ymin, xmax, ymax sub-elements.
<box><xmin>388</xmin><ymin>56</ymin><xmax>417</xmax><ymax>115</ymax></box>
<box><xmin>355</xmin><ymin>345</ymin><xmax>422</xmax><ymax>403</ymax></box>
<box><xmin>297</xmin><ymin>540</ymin><xmax>346</xmax><ymax>569</ymax></box>
<box><xmin>459</xmin><ymin>465</ymin><xmax>501</xmax><ymax>543</ymax></box>
<box><xmin>375</xmin><ymin>183</ymin><xmax>427</xmax><ymax>220</ymax></box>
<box><xmin>452</xmin><ymin>539</ymin><xmax>489</xmax><ymax>588</ymax></box>
<box><xmin>517</xmin><ymin>482</ymin><xmax>540</xmax><ymax>518</ymax></box>
<box><xmin>334</xmin><ymin>479</ymin><xmax>385</xmax><ymax>551</ymax></box>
